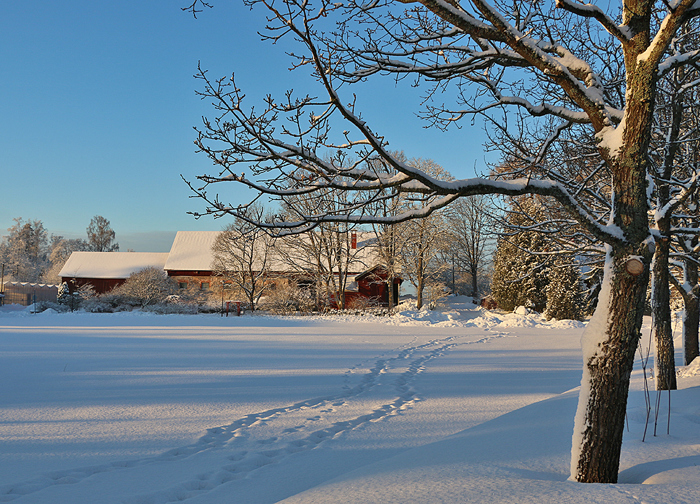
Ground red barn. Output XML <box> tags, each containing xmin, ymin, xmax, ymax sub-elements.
<box><xmin>59</xmin><ymin>252</ymin><xmax>169</xmax><ymax>294</ymax></box>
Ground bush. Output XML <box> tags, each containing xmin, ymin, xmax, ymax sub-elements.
<box><xmin>261</xmin><ymin>281</ymin><xmax>316</xmax><ymax>314</ymax></box>
<box><xmin>109</xmin><ymin>267</ymin><xmax>177</xmax><ymax>307</ymax></box>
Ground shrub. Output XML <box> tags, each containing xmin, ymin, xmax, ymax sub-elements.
<box><xmin>110</xmin><ymin>267</ymin><xmax>177</xmax><ymax>307</ymax></box>
<box><xmin>261</xmin><ymin>281</ymin><xmax>316</xmax><ymax>314</ymax></box>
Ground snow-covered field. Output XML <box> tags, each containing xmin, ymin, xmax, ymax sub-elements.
<box><xmin>0</xmin><ymin>298</ymin><xmax>698</xmax><ymax>503</ymax></box>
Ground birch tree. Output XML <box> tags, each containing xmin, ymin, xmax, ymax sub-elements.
<box><xmin>187</xmin><ymin>0</ymin><xmax>700</xmax><ymax>483</ymax></box>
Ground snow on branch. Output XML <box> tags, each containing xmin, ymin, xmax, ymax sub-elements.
<box><xmin>555</xmin><ymin>0</ymin><xmax>630</xmax><ymax>42</ymax></box>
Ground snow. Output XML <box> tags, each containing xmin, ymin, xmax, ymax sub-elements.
<box><xmin>570</xmin><ymin>246</ymin><xmax>614</xmax><ymax>480</ymax></box>
<box><xmin>163</xmin><ymin>230</ymin><xmax>380</xmax><ymax>274</ymax></box>
<box><xmin>58</xmin><ymin>252</ymin><xmax>170</xmax><ymax>279</ymax></box>
<box><xmin>163</xmin><ymin>231</ymin><xmax>219</xmax><ymax>272</ymax></box>
<box><xmin>0</xmin><ymin>297</ymin><xmax>698</xmax><ymax>503</ymax></box>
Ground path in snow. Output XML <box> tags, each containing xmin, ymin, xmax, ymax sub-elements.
<box><xmin>0</xmin><ymin>327</ymin><xmax>512</xmax><ymax>504</ymax></box>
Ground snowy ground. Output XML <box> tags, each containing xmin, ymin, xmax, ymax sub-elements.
<box><xmin>0</xmin><ymin>298</ymin><xmax>698</xmax><ymax>503</ymax></box>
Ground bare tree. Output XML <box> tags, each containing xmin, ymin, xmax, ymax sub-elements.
<box><xmin>395</xmin><ymin>158</ymin><xmax>453</xmax><ymax>309</ymax></box>
<box><xmin>444</xmin><ymin>195</ymin><xmax>494</xmax><ymax>299</ymax></box>
<box><xmin>644</xmin><ymin>22</ymin><xmax>700</xmax><ymax>387</ymax></box>
<box><xmin>211</xmin><ymin>206</ymin><xmax>276</xmax><ymax>311</ymax></box>
<box><xmin>187</xmin><ymin>0</ymin><xmax>700</xmax><ymax>483</ymax></box>
<box><xmin>670</xmin><ymin>222</ymin><xmax>700</xmax><ymax>365</ymax></box>
<box><xmin>86</xmin><ymin>215</ymin><xmax>119</xmax><ymax>252</ymax></box>
<box><xmin>276</xmin><ymin>176</ymin><xmax>368</xmax><ymax>309</ymax></box>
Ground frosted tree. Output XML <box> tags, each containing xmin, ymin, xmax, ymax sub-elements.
<box><xmin>42</xmin><ymin>237</ymin><xmax>90</xmax><ymax>284</ymax></box>
<box><xmin>0</xmin><ymin>218</ymin><xmax>50</xmax><ymax>282</ymax></box>
<box><xmin>187</xmin><ymin>0</ymin><xmax>700</xmax><ymax>483</ymax></box>
<box><xmin>112</xmin><ymin>267</ymin><xmax>177</xmax><ymax>307</ymax></box>
<box><xmin>86</xmin><ymin>215</ymin><xmax>119</xmax><ymax>252</ymax></box>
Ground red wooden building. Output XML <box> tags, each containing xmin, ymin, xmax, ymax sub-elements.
<box><xmin>59</xmin><ymin>252</ymin><xmax>169</xmax><ymax>294</ymax></box>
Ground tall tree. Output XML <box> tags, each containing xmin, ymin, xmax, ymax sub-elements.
<box><xmin>86</xmin><ymin>215</ymin><xmax>119</xmax><ymax>252</ymax></box>
<box><xmin>444</xmin><ymin>195</ymin><xmax>494</xmax><ymax>299</ymax></box>
<box><xmin>186</xmin><ymin>0</ymin><xmax>700</xmax><ymax>483</ymax></box>
<box><xmin>397</xmin><ymin>158</ymin><xmax>453</xmax><ymax>309</ymax></box>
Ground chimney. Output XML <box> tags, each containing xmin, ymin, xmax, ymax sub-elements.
<box><xmin>351</xmin><ymin>232</ymin><xmax>357</xmax><ymax>249</ymax></box>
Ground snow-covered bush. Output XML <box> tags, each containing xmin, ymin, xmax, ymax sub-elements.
<box><xmin>108</xmin><ymin>267</ymin><xmax>177</xmax><ymax>308</ymax></box>
<box><xmin>261</xmin><ymin>281</ymin><xmax>316</xmax><ymax>314</ymax></box>
<box><xmin>34</xmin><ymin>300</ymin><xmax>69</xmax><ymax>313</ymax></box>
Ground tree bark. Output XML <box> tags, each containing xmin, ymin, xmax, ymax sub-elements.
<box><xmin>573</xmin><ymin>40</ymin><xmax>656</xmax><ymax>479</ymax></box>
<box><xmin>652</xmin><ymin>237</ymin><xmax>677</xmax><ymax>390</ymax></box>
<box><xmin>572</xmin><ymin>250</ymin><xmax>649</xmax><ymax>483</ymax></box>
<box><xmin>684</xmin><ymin>292</ymin><xmax>700</xmax><ymax>365</ymax></box>
<box><xmin>471</xmin><ymin>263</ymin><xmax>478</xmax><ymax>300</ymax></box>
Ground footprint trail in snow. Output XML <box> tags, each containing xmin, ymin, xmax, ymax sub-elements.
<box><xmin>0</xmin><ymin>332</ymin><xmax>509</xmax><ymax>503</ymax></box>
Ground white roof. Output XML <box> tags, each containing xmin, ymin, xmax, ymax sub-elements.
<box><xmin>164</xmin><ymin>230</ymin><xmax>380</xmax><ymax>274</ymax></box>
<box><xmin>59</xmin><ymin>252</ymin><xmax>169</xmax><ymax>279</ymax></box>
<box><xmin>164</xmin><ymin>231</ymin><xmax>219</xmax><ymax>272</ymax></box>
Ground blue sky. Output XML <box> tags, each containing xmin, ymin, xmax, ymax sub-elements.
<box><xmin>1</xmin><ymin>1</ymin><xmax>491</xmax><ymax>252</ymax></box>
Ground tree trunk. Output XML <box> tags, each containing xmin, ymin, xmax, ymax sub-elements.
<box><xmin>572</xmin><ymin>249</ymin><xmax>649</xmax><ymax>483</ymax></box>
<box><xmin>652</xmin><ymin>237</ymin><xmax>677</xmax><ymax>390</ymax></box>
<box><xmin>684</xmin><ymin>292</ymin><xmax>700</xmax><ymax>365</ymax></box>
<box><xmin>416</xmin><ymin>248</ymin><xmax>425</xmax><ymax>310</ymax></box>
<box><xmin>471</xmin><ymin>263</ymin><xmax>479</xmax><ymax>300</ymax></box>
<box><xmin>683</xmin><ymin>255</ymin><xmax>700</xmax><ymax>365</ymax></box>
<box><xmin>573</xmin><ymin>52</ymin><xmax>655</xmax><ymax>480</ymax></box>
<box><xmin>416</xmin><ymin>274</ymin><xmax>424</xmax><ymax>310</ymax></box>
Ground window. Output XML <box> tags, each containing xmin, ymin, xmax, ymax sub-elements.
<box><xmin>178</xmin><ymin>282</ymin><xmax>188</xmax><ymax>290</ymax></box>
<box><xmin>200</xmin><ymin>282</ymin><xmax>210</xmax><ymax>291</ymax></box>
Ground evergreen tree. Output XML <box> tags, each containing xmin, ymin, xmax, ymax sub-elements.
<box><xmin>491</xmin><ymin>198</ymin><xmax>549</xmax><ymax>312</ymax></box>
<box><xmin>0</xmin><ymin>218</ymin><xmax>50</xmax><ymax>282</ymax></box>
<box><xmin>545</xmin><ymin>262</ymin><xmax>585</xmax><ymax>321</ymax></box>
<box><xmin>491</xmin><ymin>198</ymin><xmax>584</xmax><ymax>320</ymax></box>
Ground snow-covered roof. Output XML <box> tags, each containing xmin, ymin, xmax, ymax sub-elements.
<box><xmin>59</xmin><ymin>252</ymin><xmax>169</xmax><ymax>279</ymax></box>
<box><xmin>164</xmin><ymin>230</ymin><xmax>381</xmax><ymax>274</ymax></box>
<box><xmin>163</xmin><ymin>231</ymin><xmax>219</xmax><ymax>272</ymax></box>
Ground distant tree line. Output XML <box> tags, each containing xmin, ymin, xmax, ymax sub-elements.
<box><xmin>0</xmin><ymin>215</ymin><xmax>119</xmax><ymax>284</ymax></box>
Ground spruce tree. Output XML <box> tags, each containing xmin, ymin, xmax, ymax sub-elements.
<box><xmin>491</xmin><ymin>198</ymin><xmax>549</xmax><ymax>312</ymax></box>
<box><xmin>544</xmin><ymin>261</ymin><xmax>584</xmax><ymax>321</ymax></box>
<box><xmin>491</xmin><ymin>197</ymin><xmax>584</xmax><ymax>320</ymax></box>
